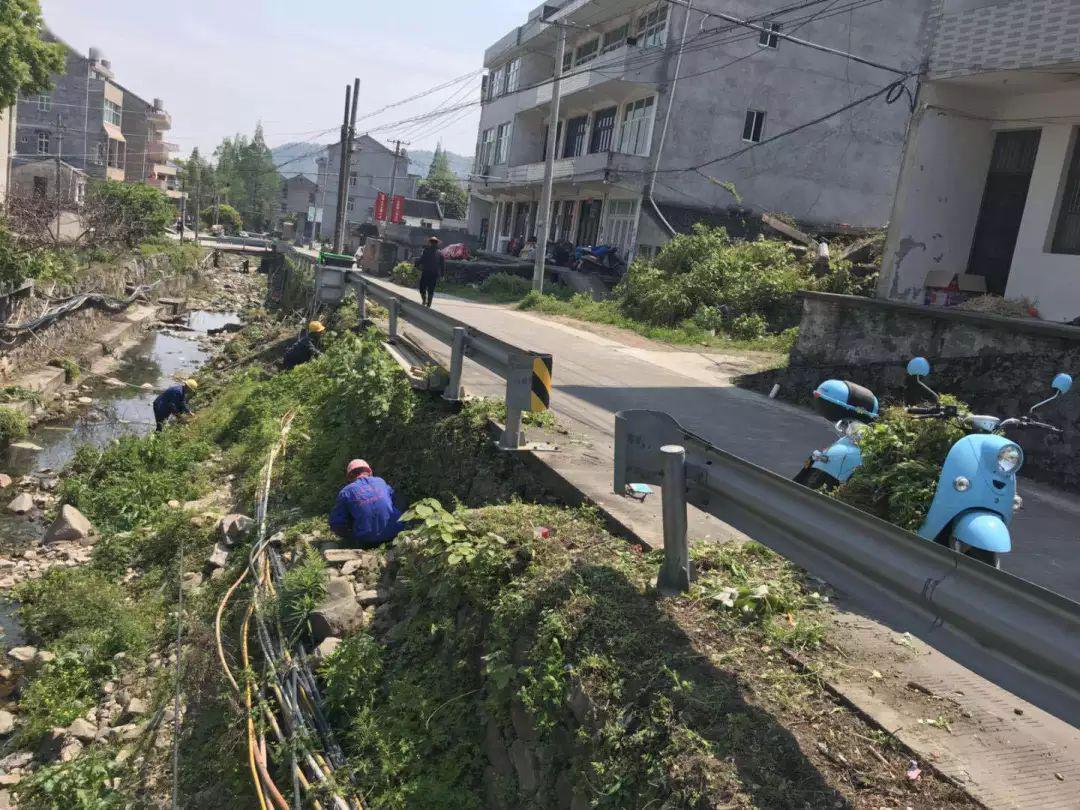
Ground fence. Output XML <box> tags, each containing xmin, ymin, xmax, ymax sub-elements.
<box><xmin>614</xmin><ymin>408</ymin><xmax>1080</xmax><ymax>728</ymax></box>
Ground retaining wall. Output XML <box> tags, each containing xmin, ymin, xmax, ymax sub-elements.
<box><xmin>740</xmin><ymin>292</ymin><xmax>1080</xmax><ymax>488</ymax></box>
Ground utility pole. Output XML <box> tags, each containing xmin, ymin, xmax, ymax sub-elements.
<box><xmin>193</xmin><ymin>159</ymin><xmax>201</xmax><ymax>244</ymax></box>
<box><xmin>54</xmin><ymin>113</ymin><xmax>64</xmax><ymax>243</ymax></box>
<box><xmin>534</xmin><ymin>26</ymin><xmax>567</xmax><ymax>294</ymax></box>
<box><xmin>179</xmin><ymin>175</ymin><xmax>186</xmax><ymax>242</ymax></box>
<box><xmin>387</xmin><ymin>139</ymin><xmax>409</xmax><ymax>217</ymax></box>
<box><xmin>333</xmin><ymin>78</ymin><xmax>360</xmax><ymax>254</ymax></box>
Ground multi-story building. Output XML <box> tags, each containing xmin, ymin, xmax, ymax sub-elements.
<box><xmin>468</xmin><ymin>0</ymin><xmax>931</xmax><ymax>259</ymax></box>
<box><xmin>317</xmin><ymin>134</ymin><xmax>419</xmax><ymax>249</ymax></box>
<box><xmin>13</xmin><ymin>31</ymin><xmax>176</xmax><ymax>199</ymax></box>
<box><xmin>274</xmin><ymin>174</ymin><xmax>318</xmax><ymax>236</ymax></box>
<box><xmin>0</xmin><ymin>106</ymin><xmax>16</xmax><ymax>205</ymax></box>
<box><xmin>878</xmin><ymin>0</ymin><xmax>1080</xmax><ymax>323</ymax></box>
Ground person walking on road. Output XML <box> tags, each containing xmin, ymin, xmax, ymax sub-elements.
<box><xmin>153</xmin><ymin>379</ymin><xmax>197</xmax><ymax>432</ymax></box>
<box><xmin>328</xmin><ymin>459</ymin><xmax>405</xmax><ymax>549</ymax></box>
<box><xmin>416</xmin><ymin>236</ymin><xmax>444</xmax><ymax>308</ymax></box>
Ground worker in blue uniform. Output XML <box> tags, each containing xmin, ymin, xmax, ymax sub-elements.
<box><xmin>328</xmin><ymin>459</ymin><xmax>405</xmax><ymax>549</ymax></box>
<box><xmin>282</xmin><ymin>321</ymin><xmax>326</xmax><ymax>371</ymax></box>
<box><xmin>153</xmin><ymin>379</ymin><xmax>197</xmax><ymax>432</ymax></box>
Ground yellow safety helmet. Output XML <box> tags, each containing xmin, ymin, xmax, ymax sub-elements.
<box><xmin>184</xmin><ymin>379</ymin><xmax>199</xmax><ymax>391</ymax></box>
<box><xmin>308</xmin><ymin>320</ymin><xmax>326</xmax><ymax>334</ymax></box>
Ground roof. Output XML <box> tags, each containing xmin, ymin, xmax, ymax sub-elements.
<box><xmin>283</xmin><ymin>174</ymin><xmax>317</xmax><ymax>190</ymax></box>
<box><xmin>403</xmin><ymin>198</ymin><xmax>443</xmax><ymax>220</ymax></box>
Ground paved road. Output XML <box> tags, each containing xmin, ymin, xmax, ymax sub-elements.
<box><xmin>377</xmin><ymin>278</ymin><xmax>1080</xmax><ymax>602</ymax></box>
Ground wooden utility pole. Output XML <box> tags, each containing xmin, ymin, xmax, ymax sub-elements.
<box><xmin>333</xmin><ymin>78</ymin><xmax>360</xmax><ymax>253</ymax></box>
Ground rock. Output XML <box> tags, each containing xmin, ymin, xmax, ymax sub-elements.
<box><xmin>140</xmin><ymin>383</ymin><xmax>154</xmax><ymax>391</ymax></box>
<box><xmin>485</xmin><ymin>720</ymin><xmax>514</xmax><ymax>778</ymax></box>
<box><xmin>182</xmin><ymin>572</ymin><xmax>204</xmax><ymax>591</ymax></box>
<box><xmin>7</xmin><ymin>646</ymin><xmax>38</xmax><ymax>665</ymax></box>
<box><xmin>122</xmin><ymin>697</ymin><xmax>149</xmax><ymax>721</ymax></box>
<box><xmin>0</xmin><ymin>773</ymin><xmax>17</xmax><ymax>786</ymax></box>
<box><xmin>314</xmin><ymin>637</ymin><xmax>342</xmax><ymax>661</ymax></box>
<box><xmin>0</xmin><ymin>710</ymin><xmax>13</xmax><ymax>736</ymax></box>
<box><xmin>568</xmin><ymin>682</ymin><xmax>592</xmax><ymax>726</ymax></box>
<box><xmin>323</xmin><ymin>549</ymin><xmax>367</xmax><ymax>566</ymax></box>
<box><xmin>0</xmin><ymin>752</ymin><xmax>32</xmax><ymax>772</ymax></box>
<box><xmin>509</xmin><ymin>739</ymin><xmax>539</xmax><ymax>793</ymax></box>
<box><xmin>34</xmin><ymin>651</ymin><xmax>55</xmax><ymax>666</ymax></box>
<box><xmin>219</xmin><ymin>514</ymin><xmax>254</xmax><ymax>544</ymax></box>
<box><xmin>36</xmin><ymin>727</ymin><xmax>67</xmax><ymax>762</ymax></box>
<box><xmin>511</xmin><ymin>701</ymin><xmax>538</xmax><ymax>743</ymax></box>
<box><xmin>309</xmin><ymin>592</ymin><xmax>365</xmax><ymax>644</ymax></box>
<box><xmin>167</xmin><ymin>500</ymin><xmax>181</xmax><ymax>509</ymax></box>
<box><xmin>77</xmin><ymin>397</ymin><xmax>93</xmax><ymax>406</ymax></box>
<box><xmin>5</xmin><ymin>493</ymin><xmax>33</xmax><ymax>515</ymax></box>
<box><xmin>326</xmin><ymin>576</ymin><xmax>355</xmax><ymax>602</ymax></box>
<box><xmin>205</xmin><ymin>541</ymin><xmax>229</xmax><ymax>570</ymax></box>
<box><xmin>66</xmin><ymin>718</ymin><xmax>97</xmax><ymax>742</ymax></box>
<box><xmin>0</xmin><ymin>474</ymin><xmax>12</xmax><ymax>490</ymax></box>
<box><xmin>59</xmin><ymin>738</ymin><xmax>84</xmax><ymax>762</ymax></box>
<box><xmin>108</xmin><ymin>723</ymin><xmax>141</xmax><ymax>743</ymax></box>
<box><xmin>355</xmin><ymin>589</ymin><xmax>384</xmax><ymax>607</ymax></box>
<box><xmin>43</xmin><ymin>504</ymin><xmax>94</xmax><ymax>544</ymax></box>
<box><xmin>555</xmin><ymin>769</ymin><xmax>575</xmax><ymax>809</ymax></box>
<box><xmin>340</xmin><ymin>558</ymin><xmax>365</xmax><ymax>578</ymax></box>
<box><xmin>0</xmin><ymin>789</ymin><xmax>11</xmax><ymax>809</ymax></box>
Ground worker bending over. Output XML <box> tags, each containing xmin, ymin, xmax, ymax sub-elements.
<box><xmin>329</xmin><ymin>460</ymin><xmax>405</xmax><ymax>549</ymax></box>
<box><xmin>282</xmin><ymin>321</ymin><xmax>326</xmax><ymax>371</ymax></box>
<box><xmin>154</xmin><ymin>379</ymin><xmax>197</xmax><ymax>432</ymax></box>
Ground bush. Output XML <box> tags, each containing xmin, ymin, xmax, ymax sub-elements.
<box><xmin>85</xmin><ymin>180</ymin><xmax>173</xmax><ymax>246</ymax></box>
<box><xmin>390</xmin><ymin>261</ymin><xmax>420</xmax><ymax>286</ymax></box>
<box><xmin>479</xmin><ymin>272</ymin><xmax>531</xmax><ymax>299</ymax></box>
<box><xmin>14</xmin><ymin>751</ymin><xmax>123</xmax><ymax>809</ymax></box>
<box><xmin>729</xmin><ymin>313</ymin><xmax>767</xmax><ymax>340</ymax></box>
<box><xmin>277</xmin><ymin>549</ymin><xmax>328</xmax><ymax>641</ymax></box>
<box><xmin>18</xmin><ymin>653</ymin><xmax>96</xmax><ymax>738</ymax></box>
<box><xmin>0</xmin><ymin>221</ymin><xmax>76</xmax><ymax>292</ymax></box>
<box><xmin>834</xmin><ymin>396</ymin><xmax>969</xmax><ymax>532</ymax></box>
<box><xmin>202</xmin><ymin>203</ymin><xmax>243</xmax><ymax>235</ymax></box>
<box><xmin>0</xmin><ymin>406</ymin><xmax>28</xmax><ymax>447</ymax></box>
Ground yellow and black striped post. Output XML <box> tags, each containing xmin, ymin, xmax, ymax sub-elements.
<box><xmin>530</xmin><ymin>355</ymin><xmax>553</xmax><ymax>412</ymax></box>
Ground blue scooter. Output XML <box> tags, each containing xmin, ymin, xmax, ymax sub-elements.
<box><xmin>904</xmin><ymin>357</ymin><xmax>1072</xmax><ymax>569</ymax></box>
<box><xmin>794</xmin><ymin>379</ymin><xmax>880</xmax><ymax>490</ymax></box>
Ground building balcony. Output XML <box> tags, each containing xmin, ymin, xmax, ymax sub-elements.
<box><xmin>523</xmin><ymin>46</ymin><xmax>652</xmax><ymax>113</ymax></box>
<box><xmin>151</xmin><ymin>162</ymin><xmax>177</xmax><ymax>177</ymax></box>
<box><xmin>147</xmin><ymin>107</ymin><xmax>172</xmax><ymax>130</ymax></box>
<box><xmin>146</xmin><ymin>177</ymin><xmax>181</xmax><ymax>197</ymax></box>
<box><xmin>500</xmin><ymin>150</ymin><xmax>650</xmax><ymax>189</ymax></box>
<box><xmin>146</xmin><ymin>141</ymin><xmax>178</xmax><ymax>162</ymax></box>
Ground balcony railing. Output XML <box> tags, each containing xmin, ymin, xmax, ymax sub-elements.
<box><xmin>506</xmin><ymin>150</ymin><xmax>649</xmax><ymax>185</ymax></box>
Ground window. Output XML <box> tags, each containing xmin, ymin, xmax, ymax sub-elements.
<box><xmin>103</xmin><ymin>99</ymin><xmax>122</xmax><ymax>127</ymax></box>
<box><xmin>602</xmin><ymin>23</ymin><xmax>630</xmax><ymax>54</ymax></box>
<box><xmin>1052</xmin><ymin>129</ymin><xmax>1080</xmax><ymax>254</ymax></box>
<box><xmin>637</xmin><ymin>8</ymin><xmax>668</xmax><ymax>49</ymax></box>
<box><xmin>575</xmin><ymin>38</ymin><xmax>600</xmax><ymax>67</ymax></box>
<box><xmin>349</xmin><ymin>172</ymin><xmax>357</xmax><ymax>187</ymax></box>
<box><xmin>347</xmin><ymin>197</ymin><xmax>355</xmax><ymax>213</ymax></box>
<box><xmin>563</xmin><ymin>115</ymin><xmax>589</xmax><ymax>158</ymax></box>
<box><xmin>559</xmin><ymin>200</ymin><xmax>576</xmax><ymax>240</ymax></box>
<box><xmin>759</xmin><ymin>21</ymin><xmax>781</xmax><ymax>48</ymax></box>
<box><xmin>505</xmin><ymin>58</ymin><xmax>521</xmax><ymax>94</ymax></box>
<box><xmin>618</xmin><ymin>97</ymin><xmax>655</xmax><ymax>156</ymax></box>
<box><xmin>94</xmin><ymin>142</ymin><xmax>106</xmax><ymax>165</ymax></box>
<box><xmin>478</xmin><ymin>127</ymin><xmax>496</xmax><ymax>169</ymax></box>
<box><xmin>488</xmin><ymin>66</ymin><xmax>504</xmax><ymax>100</ymax></box>
<box><xmin>637</xmin><ymin>244</ymin><xmax>657</xmax><ymax>261</ymax></box>
<box><xmin>37</xmin><ymin>94</ymin><xmax>51</xmax><ymax>112</ymax></box>
<box><xmin>309</xmin><ymin>192</ymin><xmax>317</xmax><ymax>204</ymax></box>
<box><xmin>743</xmin><ymin>109</ymin><xmax>766</xmax><ymax>143</ymax></box>
<box><xmin>107</xmin><ymin>138</ymin><xmax>124</xmax><ymax>169</ymax></box>
<box><xmin>494</xmin><ymin>122</ymin><xmax>512</xmax><ymax>165</ymax></box>
<box><xmin>540</xmin><ymin>120</ymin><xmax>563</xmax><ymax>161</ymax></box>
<box><xmin>36</xmin><ymin>130</ymin><xmax>49</xmax><ymax>155</ymax></box>
<box><xmin>562</xmin><ymin>49</ymin><xmax>573</xmax><ymax>73</ymax></box>
<box><xmin>589</xmin><ymin>107</ymin><xmax>617</xmax><ymax>154</ymax></box>
<box><xmin>604</xmin><ymin>199</ymin><xmax>638</xmax><ymax>256</ymax></box>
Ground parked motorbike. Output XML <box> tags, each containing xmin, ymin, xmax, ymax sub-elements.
<box><xmin>572</xmin><ymin>245</ymin><xmax>627</xmax><ymax>277</ymax></box>
<box><xmin>904</xmin><ymin>356</ymin><xmax>1072</xmax><ymax>569</ymax></box>
<box><xmin>794</xmin><ymin>379</ymin><xmax>880</xmax><ymax>490</ymax></box>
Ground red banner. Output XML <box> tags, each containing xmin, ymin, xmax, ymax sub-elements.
<box><xmin>391</xmin><ymin>195</ymin><xmax>405</xmax><ymax>225</ymax></box>
<box><xmin>374</xmin><ymin>191</ymin><xmax>388</xmax><ymax>221</ymax></box>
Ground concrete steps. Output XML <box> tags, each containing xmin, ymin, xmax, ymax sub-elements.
<box><xmin>98</xmin><ymin>321</ymin><xmax>138</xmax><ymax>355</ymax></box>
<box><xmin>12</xmin><ymin>366</ymin><xmax>66</xmax><ymax>398</ymax></box>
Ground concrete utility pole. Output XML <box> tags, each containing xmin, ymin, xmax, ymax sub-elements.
<box><xmin>387</xmin><ymin>139</ymin><xmax>409</xmax><ymax>216</ymax></box>
<box><xmin>533</xmin><ymin>26</ymin><xmax>568</xmax><ymax>294</ymax></box>
<box><xmin>54</xmin><ymin>113</ymin><xmax>65</xmax><ymax>242</ymax></box>
<box><xmin>333</xmin><ymin>78</ymin><xmax>360</xmax><ymax>254</ymax></box>
<box><xmin>193</xmin><ymin>160</ymin><xmax>201</xmax><ymax>244</ymax></box>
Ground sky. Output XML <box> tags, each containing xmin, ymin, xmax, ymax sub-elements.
<box><xmin>40</xmin><ymin>0</ymin><xmax>534</xmax><ymax>160</ymax></box>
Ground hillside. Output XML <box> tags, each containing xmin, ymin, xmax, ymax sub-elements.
<box><xmin>270</xmin><ymin>142</ymin><xmax>472</xmax><ymax>183</ymax></box>
<box><xmin>407</xmin><ymin>148</ymin><xmax>473</xmax><ymax>179</ymax></box>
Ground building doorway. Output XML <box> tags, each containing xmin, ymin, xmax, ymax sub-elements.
<box><xmin>577</xmin><ymin>199</ymin><xmax>602</xmax><ymax>246</ymax></box>
<box><xmin>967</xmin><ymin>129</ymin><xmax>1042</xmax><ymax>295</ymax></box>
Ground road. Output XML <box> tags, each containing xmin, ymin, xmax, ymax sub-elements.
<box><xmin>376</xmin><ymin>277</ymin><xmax>1080</xmax><ymax>603</ymax></box>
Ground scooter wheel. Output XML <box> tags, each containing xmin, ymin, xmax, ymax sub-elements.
<box><xmin>950</xmin><ymin>539</ymin><xmax>1001</xmax><ymax>570</ymax></box>
<box><xmin>794</xmin><ymin>468</ymin><xmax>839</xmax><ymax>491</ymax></box>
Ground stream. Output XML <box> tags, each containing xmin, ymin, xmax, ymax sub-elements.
<box><xmin>0</xmin><ymin>309</ymin><xmax>242</xmax><ymax>647</ymax></box>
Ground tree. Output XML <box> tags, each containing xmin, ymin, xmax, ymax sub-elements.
<box><xmin>176</xmin><ymin>147</ymin><xmax>217</xmax><ymax>222</ymax></box>
<box><xmin>0</xmin><ymin>0</ymin><xmax>64</xmax><ymax>110</ymax></box>
<box><xmin>84</xmin><ymin>180</ymin><xmax>173</xmax><ymax>246</ymax></box>
<box><xmin>417</xmin><ymin>142</ymin><xmax>467</xmax><ymax>220</ymax></box>
<box><xmin>212</xmin><ymin>125</ymin><xmax>279</xmax><ymax>231</ymax></box>
<box><xmin>201</xmin><ymin>203</ymin><xmax>242</xmax><ymax>234</ymax></box>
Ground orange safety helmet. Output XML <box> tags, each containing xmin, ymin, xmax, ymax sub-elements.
<box><xmin>346</xmin><ymin>459</ymin><xmax>372</xmax><ymax>480</ymax></box>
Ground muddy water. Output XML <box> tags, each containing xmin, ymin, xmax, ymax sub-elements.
<box><xmin>0</xmin><ymin>311</ymin><xmax>241</xmax><ymax>643</ymax></box>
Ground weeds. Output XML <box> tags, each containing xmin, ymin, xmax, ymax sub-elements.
<box><xmin>14</xmin><ymin>751</ymin><xmax>123</xmax><ymax>809</ymax></box>
<box><xmin>277</xmin><ymin>549</ymin><xmax>329</xmax><ymax>641</ymax></box>
<box><xmin>0</xmin><ymin>406</ymin><xmax>29</xmax><ymax>447</ymax></box>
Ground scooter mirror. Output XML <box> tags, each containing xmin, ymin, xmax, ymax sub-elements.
<box><xmin>907</xmin><ymin>357</ymin><xmax>931</xmax><ymax>378</ymax></box>
<box><xmin>1052</xmin><ymin>373</ymin><xmax>1073</xmax><ymax>395</ymax></box>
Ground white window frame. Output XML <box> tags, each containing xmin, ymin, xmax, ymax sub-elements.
<box><xmin>494</xmin><ymin>122</ymin><xmax>512</xmax><ymax>165</ymax></box>
<box><xmin>759</xmin><ymin>21</ymin><xmax>781</xmax><ymax>49</ymax></box>
<box><xmin>602</xmin><ymin>23</ymin><xmax>630</xmax><ymax>54</ymax></box>
<box><xmin>603</xmin><ymin>198</ymin><xmax>638</xmax><ymax>256</ymax></box>
<box><xmin>743</xmin><ymin>109</ymin><xmax>766</xmax><ymax>143</ymax></box>
<box><xmin>36</xmin><ymin>130</ymin><xmax>50</xmax><ymax>155</ymax></box>
<box><xmin>489</xmin><ymin>66</ymin><xmax>505</xmax><ymax>100</ymax></box>
<box><xmin>478</xmin><ymin>127</ymin><xmax>497</xmax><ymax>170</ymax></box>
<box><xmin>637</xmin><ymin>8</ymin><xmax>668</xmax><ymax>49</ymax></box>
<box><xmin>37</xmin><ymin>94</ymin><xmax>51</xmax><ymax>112</ymax></box>
<box><xmin>103</xmin><ymin>99</ymin><xmax>122</xmax><ymax>127</ymax></box>
<box><xmin>617</xmin><ymin>97</ymin><xmax>656</xmax><ymax>157</ymax></box>
<box><xmin>575</xmin><ymin>38</ymin><xmax>600</xmax><ymax>67</ymax></box>
<box><xmin>505</xmin><ymin>58</ymin><xmax>521</xmax><ymax>94</ymax></box>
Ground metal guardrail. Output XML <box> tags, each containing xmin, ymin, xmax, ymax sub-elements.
<box><xmin>311</xmin><ymin>262</ymin><xmax>553</xmax><ymax>451</ymax></box>
<box><xmin>614</xmin><ymin>409</ymin><xmax>1080</xmax><ymax>727</ymax></box>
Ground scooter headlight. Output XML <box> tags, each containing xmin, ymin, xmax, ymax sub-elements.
<box><xmin>997</xmin><ymin>445</ymin><xmax>1023</xmax><ymax>475</ymax></box>
<box><xmin>953</xmin><ymin>476</ymin><xmax>971</xmax><ymax>492</ymax></box>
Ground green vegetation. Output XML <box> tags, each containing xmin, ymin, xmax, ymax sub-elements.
<box><xmin>0</xmin><ymin>221</ymin><xmax>77</xmax><ymax>292</ymax></box>
<box><xmin>834</xmin><ymin>396</ymin><xmax>969</xmax><ymax>532</ymax></box>
<box><xmin>0</xmin><ymin>405</ymin><xmax>29</xmax><ymax>447</ymax></box>
<box><xmin>390</xmin><ymin>260</ymin><xmax>420</xmax><ymax>287</ymax></box>
<box><xmin>417</xmin><ymin>144</ymin><xmax>468</xmax><ymax>220</ymax></box>
<box><xmin>85</xmin><ymin>180</ymin><xmax>174</xmax><ymax>247</ymax></box>
<box><xmin>138</xmin><ymin>238</ymin><xmax>204</xmax><ymax>273</ymax></box>
<box><xmin>14</xmin><ymin>751</ymin><xmax>123</xmax><ymax>809</ymax></box>
<box><xmin>205</xmin><ymin>128</ymin><xmax>280</xmax><ymax>231</ymax></box>
<box><xmin>49</xmin><ymin>356</ymin><xmax>81</xmax><ymax>382</ymax></box>
<box><xmin>277</xmin><ymin>549</ymin><xmax>329</xmax><ymax>641</ymax></box>
<box><xmin>200</xmin><ymin>202</ymin><xmax>243</xmax><ymax>234</ymax></box>
<box><xmin>0</xmin><ymin>0</ymin><xmax>65</xmax><ymax>110</ymax></box>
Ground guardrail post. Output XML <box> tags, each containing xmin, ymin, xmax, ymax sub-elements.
<box><xmin>500</xmin><ymin>406</ymin><xmax>524</xmax><ymax>450</ymax></box>
<box><xmin>657</xmin><ymin>444</ymin><xmax>691</xmax><ymax>596</ymax></box>
<box><xmin>388</xmin><ymin>299</ymin><xmax>400</xmax><ymax>342</ymax></box>
<box><xmin>443</xmin><ymin>326</ymin><xmax>467</xmax><ymax>402</ymax></box>
<box><xmin>355</xmin><ymin>283</ymin><xmax>367</xmax><ymax>322</ymax></box>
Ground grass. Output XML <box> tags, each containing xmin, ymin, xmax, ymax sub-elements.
<box><xmin>0</xmin><ymin>405</ymin><xmax>29</xmax><ymax>447</ymax></box>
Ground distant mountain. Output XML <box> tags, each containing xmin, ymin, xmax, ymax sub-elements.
<box><xmin>270</xmin><ymin>142</ymin><xmax>473</xmax><ymax>184</ymax></box>
<box><xmin>408</xmin><ymin>149</ymin><xmax>473</xmax><ymax>180</ymax></box>
<box><xmin>271</xmin><ymin>142</ymin><xmax>327</xmax><ymax>182</ymax></box>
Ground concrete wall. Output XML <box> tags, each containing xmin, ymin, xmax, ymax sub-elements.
<box><xmin>750</xmin><ymin>292</ymin><xmax>1080</xmax><ymax>487</ymax></box>
<box><xmin>0</xmin><ymin>106</ymin><xmax>14</xmax><ymax>203</ymax></box>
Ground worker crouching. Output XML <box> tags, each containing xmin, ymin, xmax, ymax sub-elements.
<box><xmin>153</xmin><ymin>379</ymin><xmax>197</xmax><ymax>432</ymax></box>
<box><xmin>282</xmin><ymin>320</ymin><xmax>326</xmax><ymax>371</ymax></box>
<box><xmin>328</xmin><ymin>460</ymin><xmax>405</xmax><ymax>549</ymax></box>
